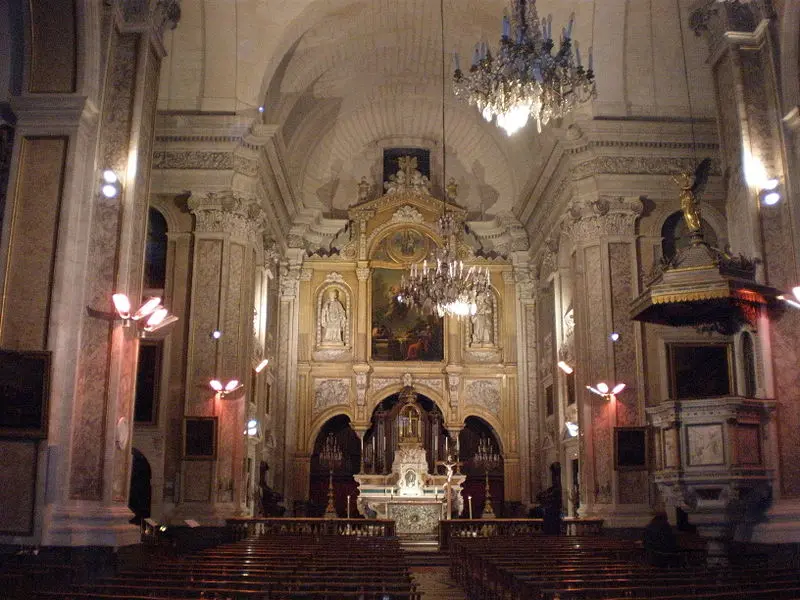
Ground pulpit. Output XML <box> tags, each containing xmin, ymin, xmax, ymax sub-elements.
<box><xmin>354</xmin><ymin>386</ymin><xmax>465</xmax><ymax>544</ymax></box>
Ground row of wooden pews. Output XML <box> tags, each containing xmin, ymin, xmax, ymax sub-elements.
<box><xmin>33</xmin><ymin>534</ymin><xmax>420</xmax><ymax>599</ymax></box>
<box><xmin>450</xmin><ymin>536</ymin><xmax>800</xmax><ymax>600</ymax></box>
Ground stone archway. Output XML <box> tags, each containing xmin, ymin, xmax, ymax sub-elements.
<box><xmin>307</xmin><ymin>414</ymin><xmax>361</xmax><ymax>517</ymax></box>
<box><xmin>459</xmin><ymin>416</ymin><xmax>506</xmax><ymax>518</ymax></box>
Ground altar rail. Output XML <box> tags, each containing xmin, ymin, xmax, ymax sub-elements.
<box><xmin>226</xmin><ymin>517</ymin><xmax>396</xmax><ymax>541</ymax></box>
<box><xmin>439</xmin><ymin>518</ymin><xmax>604</xmax><ymax>550</ymax></box>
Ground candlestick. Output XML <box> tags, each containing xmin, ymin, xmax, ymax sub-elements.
<box><xmin>445</xmin><ymin>437</ymin><xmax>449</xmax><ymax>456</ymax></box>
<box><xmin>346</xmin><ymin>495</ymin><xmax>351</xmax><ymax>519</ymax></box>
<box><xmin>468</xmin><ymin>496</ymin><xmax>473</xmax><ymax>519</ymax></box>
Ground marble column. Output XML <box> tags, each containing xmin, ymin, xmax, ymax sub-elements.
<box><xmin>173</xmin><ymin>191</ymin><xmax>265</xmax><ymax>523</ymax></box>
<box><xmin>0</xmin><ymin>2</ymin><xmax>178</xmax><ymax>546</ymax></box>
<box><xmin>274</xmin><ymin>255</ymin><xmax>303</xmax><ymax>507</ymax></box>
<box><xmin>692</xmin><ymin>0</ymin><xmax>800</xmax><ymax>542</ymax></box>
<box><xmin>512</xmin><ymin>264</ymin><xmax>538</xmax><ymax>504</ymax></box>
<box><xmin>562</xmin><ymin>196</ymin><xmax>647</xmax><ymax>526</ymax></box>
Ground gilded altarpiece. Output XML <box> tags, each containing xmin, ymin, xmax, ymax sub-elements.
<box><xmin>287</xmin><ymin>166</ymin><xmax>523</xmax><ymax>508</ymax></box>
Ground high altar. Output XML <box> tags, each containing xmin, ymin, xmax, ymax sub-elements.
<box><xmin>354</xmin><ymin>384</ymin><xmax>465</xmax><ymax>542</ymax></box>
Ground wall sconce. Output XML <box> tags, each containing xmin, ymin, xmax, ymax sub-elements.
<box><xmin>777</xmin><ymin>286</ymin><xmax>800</xmax><ymax>309</ymax></box>
<box><xmin>210</xmin><ymin>379</ymin><xmax>243</xmax><ymax>399</ymax></box>
<box><xmin>557</xmin><ymin>361</ymin><xmax>573</xmax><ymax>374</ymax></box>
<box><xmin>254</xmin><ymin>358</ymin><xmax>269</xmax><ymax>373</ymax></box>
<box><xmin>110</xmin><ymin>293</ymin><xmax>178</xmax><ymax>335</ymax></box>
<box><xmin>564</xmin><ymin>421</ymin><xmax>579</xmax><ymax>437</ymax></box>
<box><xmin>760</xmin><ymin>178</ymin><xmax>781</xmax><ymax>206</ymax></box>
<box><xmin>244</xmin><ymin>419</ymin><xmax>261</xmax><ymax>438</ymax></box>
<box><xmin>586</xmin><ymin>381</ymin><xmax>625</xmax><ymax>401</ymax></box>
<box><xmin>100</xmin><ymin>170</ymin><xmax>122</xmax><ymax>198</ymax></box>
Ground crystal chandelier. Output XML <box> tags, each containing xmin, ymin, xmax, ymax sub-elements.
<box><xmin>453</xmin><ymin>0</ymin><xmax>596</xmax><ymax>136</ymax></box>
<box><xmin>397</xmin><ymin>212</ymin><xmax>492</xmax><ymax>318</ymax></box>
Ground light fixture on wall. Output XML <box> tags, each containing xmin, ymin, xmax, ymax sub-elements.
<box><xmin>244</xmin><ymin>419</ymin><xmax>260</xmax><ymax>437</ymax></box>
<box><xmin>777</xmin><ymin>286</ymin><xmax>800</xmax><ymax>309</ymax></box>
<box><xmin>254</xmin><ymin>358</ymin><xmax>269</xmax><ymax>373</ymax></box>
<box><xmin>557</xmin><ymin>360</ymin><xmax>574</xmax><ymax>374</ymax></box>
<box><xmin>210</xmin><ymin>379</ymin><xmax>243</xmax><ymax>399</ymax></box>
<box><xmin>101</xmin><ymin>293</ymin><xmax>178</xmax><ymax>335</ymax></box>
<box><xmin>453</xmin><ymin>0</ymin><xmax>597</xmax><ymax>135</ymax></box>
<box><xmin>586</xmin><ymin>381</ymin><xmax>625</xmax><ymax>401</ymax></box>
<box><xmin>100</xmin><ymin>169</ymin><xmax>122</xmax><ymax>198</ymax></box>
<box><xmin>759</xmin><ymin>178</ymin><xmax>781</xmax><ymax>206</ymax></box>
<box><xmin>395</xmin><ymin>0</ymin><xmax>493</xmax><ymax>319</ymax></box>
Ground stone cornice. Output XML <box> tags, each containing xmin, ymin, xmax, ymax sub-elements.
<box><xmin>522</xmin><ymin>129</ymin><xmax>721</xmax><ymax>259</ymax></box>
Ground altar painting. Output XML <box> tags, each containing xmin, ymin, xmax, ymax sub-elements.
<box><xmin>371</xmin><ymin>268</ymin><xmax>443</xmax><ymax>361</ymax></box>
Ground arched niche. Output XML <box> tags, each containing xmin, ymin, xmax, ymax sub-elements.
<box><xmin>458</xmin><ymin>416</ymin><xmax>506</xmax><ymax>518</ymax></box>
<box><xmin>307</xmin><ymin>414</ymin><xmax>360</xmax><ymax>517</ymax></box>
<box><xmin>362</xmin><ymin>391</ymin><xmax>446</xmax><ymax>476</ymax></box>
<box><xmin>315</xmin><ymin>281</ymin><xmax>352</xmax><ymax>349</ymax></box>
<box><xmin>144</xmin><ymin>207</ymin><xmax>168</xmax><ymax>292</ymax></box>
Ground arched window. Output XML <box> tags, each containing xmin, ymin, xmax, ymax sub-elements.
<box><xmin>144</xmin><ymin>207</ymin><xmax>168</xmax><ymax>291</ymax></box>
<box><xmin>661</xmin><ymin>211</ymin><xmax>718</xmax><ymax>261</ymax></box>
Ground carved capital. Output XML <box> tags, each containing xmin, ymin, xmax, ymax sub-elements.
<box><xmin>279</xmin><ymin>264</ymin><xmax>301</xmax><ymax>299</ymax></box>
<box><xmin>356</xmin><ymin>267</ymin><xmax>370</xmax><ymax>282</ymax></box>
<box><xmin>562</xmin><ymin>196</ymin><xmax>643</xmax><ymax>242</ymax></box>
<box><xmin>188</xmin><ymin>191</ymin><xmax>267</xmax><ymax>246</ymax></box>
<box><xmin>690</xmin><ymin>0</ymin><xmax>772</xmax><ymax>49</ymax></box>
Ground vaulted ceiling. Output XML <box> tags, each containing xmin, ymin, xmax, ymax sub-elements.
<box><xmin>157</xmin><ymin>0</ymin><xmax>715</xmax><ymax>222</ymax></box>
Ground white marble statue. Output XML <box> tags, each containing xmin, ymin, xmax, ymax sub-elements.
<box><xmin>470</xmin><ymin>293</ymin><xmax>493</xmax><ymax>346</ymax></box>
<box><xmin>320</xmin><ymin>289</ymin><xmax>347</xmax><ymax>345</ymax></box>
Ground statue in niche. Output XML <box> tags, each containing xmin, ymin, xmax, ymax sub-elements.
<box><xmin>470</xmin><ymin>293</ymin><xmax>494</xmax><ymax>346</ymax></box>
<box><xmin>320</xmin><ymin>288</ymin><xmax>347</xmax><ymax>345</ymax></box>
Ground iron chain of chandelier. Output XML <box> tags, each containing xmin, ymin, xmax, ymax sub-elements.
<box><xmin>453</xmin><ymin>0</ymin><xmax>597</xmax><ymax>136</ymax></box>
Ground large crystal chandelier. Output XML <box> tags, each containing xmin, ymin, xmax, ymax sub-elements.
<box><xmin>453</xmin><ymin>0</ymin><xmax>596</xmax><ymax>136</ymax></box>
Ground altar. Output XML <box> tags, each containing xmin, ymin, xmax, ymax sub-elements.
<box><xmin>354</xmin><ymin>384</ymin><xmax>465</xmax><ymax>544</ymax></box>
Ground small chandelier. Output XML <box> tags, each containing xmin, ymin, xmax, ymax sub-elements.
<box><xmin>453</xmin><ymin>0</ymin><xmax>596</xmax><ymax>136</ymax></box>
<box><xmin>397</xmin><ymin>219</ymin><xmax>492</xmax><ymax>318</ymax></box>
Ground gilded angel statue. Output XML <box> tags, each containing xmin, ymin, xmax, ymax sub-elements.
<box><xmin>672</xmin><ymin>158</ymin><xmax>712</xmax><ymax>234</ymax></box>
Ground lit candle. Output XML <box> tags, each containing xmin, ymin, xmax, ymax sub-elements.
<box><xmin>575</xmin><ymin>43</ymin><xmax>582</xmax><ymax>68</ymax></box>
<box><xmin>347</xmin><ymin>495</ymin><xmax>351</xmax><ymax>519</ymax></box>
<box><xmin>468</xmin><ymin>496</ymin><xmax>473</xmax><ymax>519</ymax></box>
<box><xmin>588</xmin><ymin>46</ymin><xmax>593</xmax><ymax>71</ymax></box>
<box><xmin>502</xmin><ymin>14</ymin><xmax>510</xmax><ymax>38</ymax></box>
<box><xmin>566</xmin><ymin>13</ymin><xmax>574</xmax><ymax>39</ymax></box>
<box><xmin>452</xmin><ymin>51</ymin><xmax>460</xmax><ymax>72</ymax></box>
<box><xmin>445</xmin><ymin>437</ymin><xmax>449</xmax><ymax>455</ymax></box>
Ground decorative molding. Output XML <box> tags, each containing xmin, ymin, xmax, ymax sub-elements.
<box><xmin>313</xmin><ymin>379</ymin><xmax>351</xmax><ymax>416</ymax></box>
<box><xmin>370</xmin><ymin>378</ymin><xmax>397</xmax><ymax>393</ymax></box>
<box><xmin>152</xmin><ymin>150</ymin><xmax>232</xmax><ymax>170</ymax></box>
<box><xmin>324</xmin><ymin>272</ymin><xmax>346</xmax><ymax>284</ymax></box>
<box><xmin>465</xmin><ymin>379</ymin><xmax>501</xmax><ymax>416</ymax></box>
<box><xmin>561</xmin><ymin>197</ymin><xmax>644</xmax><ymax>242</ymax></box>
<box><xmin>391</xmin><ymin>205</ymin><xmax>425</xmax><ymax>224</ymax></box>
<box><xmin>188</xmin><ymin>191</ymin><xmax>267</xmax><ymax>246</ymax></box>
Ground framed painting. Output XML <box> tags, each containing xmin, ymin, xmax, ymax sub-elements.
<box><xmin>614</xmin><ymin>427</ymin><xmax>648</xmax><ymax>471</ymax></box>
<box><xmin>0</xmin><ymin>349</ymin><xmax>51</xmax><ymax>438</ymax></box>
<box><xmin>183</xmin><ymin>417</ymin><xmax>217</xmax><ymax>460</ymax></box>
<box><xmin>371</xmin><ymin>267</ymin><xmax>444</xmax><ymax>361</ymax></box>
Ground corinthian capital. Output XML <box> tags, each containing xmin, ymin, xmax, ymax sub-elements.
<box><xmin>188</xmin><ymin>191</ymin><xmax>267</xmax><ymax>246</ymax></box>
<box><xmin>561</xmin><ymin>196</ymin><xmax>643</xmax><ymax>243</ymax></box>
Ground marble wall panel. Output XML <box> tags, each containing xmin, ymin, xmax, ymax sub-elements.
<box><xmin>585</xmin><ymin>246</ymin><xmax>612</xmax><ymax>504</ymax></box>
<box><xmin>182</xmin><ymin>460</ymin><xmax>213</xmax><ymax>502</ymax></box>
<box><xmin>609</xmin><ymin>243</ymin><xmax>638</xmax><ymax>426</ymax></box>
<box><xmin>28</xmin><ymin>0</ymin><xmax>77</xmax><ymax>93</ymax></box>
<box><xmin>70</xmin><ymin>32</ymin><xmax>139</xmax><ymax>500</ymax></box>
<box><xmin>189</xmin><ymin>239</ymin><xmax>223</xmax><ymax>410</ymax></box>
<box><xmin>0</xmin><ymin>440</ymin><xmax>37</xmax><ymax>535</ymax></box>
<box><xmin>0</xmin><ymin>137</ymin><xmax>67</xmax><ymax>350</ymax></box>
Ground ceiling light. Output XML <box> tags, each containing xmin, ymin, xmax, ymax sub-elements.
<box><xmin>453</xmin><ymin>2</ymin><xmax>596</xmax><ymax>135</ymax></box>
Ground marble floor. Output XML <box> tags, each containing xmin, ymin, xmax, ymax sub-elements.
<box><xmin>410</xmin><ymin>566</ymin><xmax>467</xmax><ymax>599</ymax></box>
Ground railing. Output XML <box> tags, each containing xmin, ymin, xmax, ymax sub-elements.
<box><xmin>439</xmin><ymin>517</ymin><xmax>604</xmax><ymax>550</ymax></box>
<box><xmin>226</xmin><ymin>517</ymin><xmax>396</xmax><ymax>540</ymax></box>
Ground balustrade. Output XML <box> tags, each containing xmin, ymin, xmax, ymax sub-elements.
<box><xmin>226</xmin><ymin>517</ymin><xmax>396</xmax><ymax>540</ymax></box>
<box><xmin>439</xmin><ymin>517</ymin><xmax>603</xmax><ymax>550</ymax></box>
